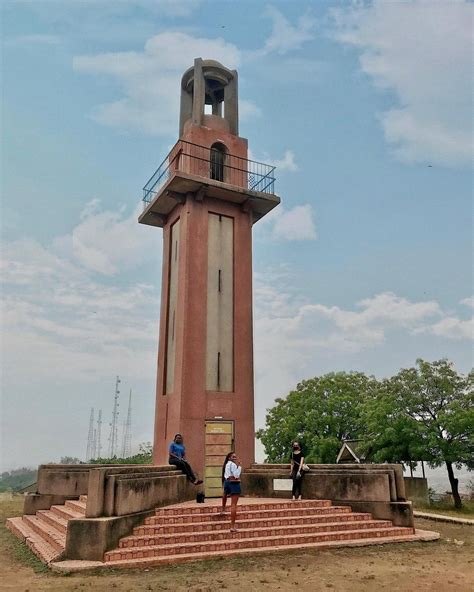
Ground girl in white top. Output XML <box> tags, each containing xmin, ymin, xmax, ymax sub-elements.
<box><xmin>224</xmin><ymin>458</ymin><xmax>242</xmax><ymax>481</ymax></box>
<box><xmin>221</xmin><ymin>452</ymin><xmax>242</xmax><ymax>532</ymax></box>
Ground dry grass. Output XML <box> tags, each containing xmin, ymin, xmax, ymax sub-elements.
<box><xmin>1</xmin><ymin>495</ymin><xmax>473</xmax><ymax>592</ymax></box>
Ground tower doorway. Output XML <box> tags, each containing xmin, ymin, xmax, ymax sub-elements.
<box><xmin>204</xmin><ymin>420</ymin><xmax>234</xmax><ymax>497</ymax></box>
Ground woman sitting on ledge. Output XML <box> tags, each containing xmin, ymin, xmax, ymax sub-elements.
<box><xmin>168</xmin><ymin>434</ymin><xmax>203</xmax><ymax>485</ymax></box>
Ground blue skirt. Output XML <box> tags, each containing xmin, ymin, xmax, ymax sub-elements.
<box><xmin>223</xmin><ymin>480</ymin><xmax>241</xmax><ymax>496</ymax></box>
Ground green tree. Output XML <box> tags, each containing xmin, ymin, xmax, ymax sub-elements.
<box><xmin>365</xmin><ymin>359</ymin><xmax>473</xmax><ymax>509</ymax></box>
<box><xmin>0</xmin><ymin>467</ymin><xmax>37</xmax><ymax>492</ymax></box>
<box><xmin>89</xmin><ymin>442</ymin><xmax>153</xmax><ymax>465</ymax></box>
<box><xmin>59</xmin><ymin>456</ymin><xmax>82</xmax><ymax>464</ymax></box>
<box><xmin>257</xmin><ymin>372</ymin><xmax>378</xmax><ymax>463</ymax></box>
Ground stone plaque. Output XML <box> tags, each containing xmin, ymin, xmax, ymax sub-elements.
<box><xmin>273</xmin><ymin>479</ymin><xmax>292</xmax><ymax>491</ymax></box>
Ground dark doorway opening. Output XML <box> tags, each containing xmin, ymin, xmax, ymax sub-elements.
<box><xmin>210</xmin><ymin>142</ymin><xmax>226</xmax><ymax>182</ymax></box>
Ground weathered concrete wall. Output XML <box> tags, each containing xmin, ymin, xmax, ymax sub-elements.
<box><xmin>338</xmin><ymin>500</ymin><xmax>414</xmax><ymax>528</ymax></box>
<box><xmin>24</xmin><ymin>464</ymin><xmax>194</xmax><ymax>519</ymax></box>
<box><xmin>28</xmin><ymin>464</ymin><xmax>197</xmax><ymax>560</ymax></box>
<box><xmin>65</xmin><ymin>510</ymin><xmax>154</xmax><ymax>561</ymax></box>
<box><xmin>113</xmin><ymin>473</ymin><xmax>194</xmax><ymax>516</ymax></box>
<box><xmin>37</xmin><ymin>466</ymin><xmax>90</xmax><ymax>496</ymax></box>
<box><xmin>248</xmin><ymin>464</ymin><xmax>406</xmax><ymax>501</ymax></box>
<box><xmin>25</xmin><ymin>464</ymin><xmax>113</xmax><ymax>512</ymax></box>
<box><xmin>24</xmin><ymin>494</ymin><xmax>79</xmax><ymax>515</ymax></box>
<box><xmin>243</xmin><ymin>464</ymin><xmax>413</xmax><ymax>527</ymax></box>
<box><xmin>85</xmin><ymin>466</ymin><xmax>189</xmax><ymax>518</ymax></box>
<box><xmin>66</xmin><ymin>470</ymin><xmax>195</xmax><ymax>560</ymax></box>
<box><xmin>242</xmin><ymin>472</ymin><xmax>390</xmax><ymax>502</ymax></box>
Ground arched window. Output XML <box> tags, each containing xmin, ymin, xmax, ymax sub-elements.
<box><xmin>210</xmin><ymin>142</ymin><xmax>226</xmax><ymax>182</ymax></box>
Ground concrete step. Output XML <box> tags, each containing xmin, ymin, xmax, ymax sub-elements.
<box><xmin>105</xmin><ymin>526</ymin><xmax>414</xmax><ymax>562</ymax></box>
<box><xmin>65</xmin><ymin>499</ymin><xmax>86</xmax><ymax>515</ymax></box>
<box><xmin>103</xmin><ymin>531</ymin><xmax>422</xmax><ymax>568</ymax></box>
<box><xmin>36</xmin><ymin>510</ymin><xmax>68</xmax><ymax>534</ymax></box>
<box><xmin>146</xmin><ymin>504</ymin><xmax>352</xmax><ymax>525</ymax></box>
<box><xmin>23</xmin><ymin>515</ymin><xmax>66</xmax><ymax>552</ymax></box>
<box><xmin>50</xmin><ymin>504</ymin><xmax>84</xmax><ymax>521</ymax></box>
<box><xmin>6</xmin><ymin>517</ymin><xmax>64</xmax><ymax>564</ymax></box>
<box><xmin>155</xmin><ymin>499</ymin><xmax>332</xmax><ymax>516</ymax></box>
<box><xmin>121</xmin><ymin>519</ymin><xmax>394</xmax><ymax>548</ymax></box>
<box><xmin>135</xmin><ymin>511</ymin><xmax>374</xmax><ymax>536</ymax></box>
<box><xmin>79</xmin><ymin>495</ymin><xmax>88</xmax><ymax>503</ymax></box>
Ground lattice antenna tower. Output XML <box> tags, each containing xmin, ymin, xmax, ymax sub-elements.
<box><xmin>121</xmin><ymin>389</ymin><xmax>133</xmax><ymax>459</ymax></box>
<box><xmin>91</xmin><ymin>428</ymin><xmax>97</xmax><ymax>460</ymax></box>
<box><xmin>85</xmin><ymin>407</ymin><xmax>95</xmax><ymax>461</ymax></box>
<box><xmin>96</xmin><ymin>409</ymin><xmax>103</xmax><ymax>459</ymax></box>
<box><xmin>108</xmin><ymin>376</ymin><xmax>120</xmax><ymax>457</ymax></box>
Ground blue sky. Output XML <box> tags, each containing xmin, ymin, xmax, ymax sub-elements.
<box><xmin>1</xmin><ymin>0</ymin><xmax>472</xmax><ymax>471</ymax></box>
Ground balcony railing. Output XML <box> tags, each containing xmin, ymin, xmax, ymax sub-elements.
<box><xmin>142</xmin><ymin>140</ymin><xmax>276</xmax><ymax>208</ymax></box>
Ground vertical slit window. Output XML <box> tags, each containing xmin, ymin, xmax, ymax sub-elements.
<box><xmin>217</xmin><ymin>352</ymin><xmax>221</xmax><ymax>389</ymax></box>
<box><xmin>218</xmin><ymin>269</ymin><xmax>222</xmax><ymax>292</ymax></box>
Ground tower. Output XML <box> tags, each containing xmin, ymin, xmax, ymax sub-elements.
<box><xmin>121</xmin><ymin>389</ymin><xmax>133</xmax><ymax>459</ymax></box>
<box><xmin>108</xmin><ymin>376</ymin><xmax>120</xmax><ymax>458</ymax></box>
<box><xmin>96</xmin><ymin>409</ymin><xmax>102</xmax><ymax>459</ymax></box>
<box><xmin>85</xmin><ymin>407</ymin><xmax>95</xmax><ymax>462</ymax></box>
<box><xmin>139</xmin><ymin>58</ymin><xmax>280</xmax><ymax>496</ymax></box>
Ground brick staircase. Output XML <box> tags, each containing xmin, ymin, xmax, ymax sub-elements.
<box><xmin>6</xmin><ymin>495</ymin><xmax>87</xmax><ymax>564</ymax></box>
<box><xmin>103</xmin><ymin>498</ymin><xmax>418</xmax><ymax>568</ymax></box>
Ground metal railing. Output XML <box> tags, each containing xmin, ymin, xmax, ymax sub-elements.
<box><xmin>142</xmin><ymin>140</ymin><xmax>276</xmax><ymax>207</ymax></box>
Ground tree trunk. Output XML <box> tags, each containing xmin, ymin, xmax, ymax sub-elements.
<box><xmin>446</xmin><ymin>461</ymin><xmax>463</xmax><ymax>509</ymax></box>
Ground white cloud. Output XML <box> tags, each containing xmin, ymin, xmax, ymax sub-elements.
<box><xmin>271</xmin><ymin>204</ymin><xmax>317</xmax><ymax>241</ymax></box>
<box><xmin>332</xmin><ymin>0</ymin><xmax>473</xmax><ymax>167</ymax></box>
<box><xmin>274</xmin><ymin>291</ymin><xmax>444</xmax><ymax>353</ymax></box>
<box><xmin>253</xmin><ymin>278</ymin><xmax>473</xmax><ymax>420</ymax></box>
<box><xmin>74</xmin><ymin>8</ymin><xmax>318</xmax><ymax>136</ymax></box>
<box><xmin>272</xmin><ymin>150</ymin><xmax>299</xmax><ymax>172</ymax></box>
<box><xmin>1</xmin><ymin>200</ymin><xmax>162</xmax><ymax>391</ymax></box>
<box><xmin>460</xmin><ymin>296</ymin><xmax>474</xmax><ymax>309</ymax></box>
<box><xmin>69</xmin><ymin>200</ymin><xmax>157</xmax><ymax>275</ymax></box>
<box><xmin>261</xmin><ymin>6</ymin><xmax>316</xmax><ymax>55</ymax></box>
<box><xmin>413</xmin><ymin>316</ymin><xmax>473</xmax><ymax>340</ymax></box>
<box><xmin>1</xmin><ymin>204</ymin><xmax>471</xmax><ymax>466</ymax></box>
<box><xmin>239</xmin><ymin>99</ymin><xmax>262</xmax><ymax>120</ymax></box>
<box><xmin>74</xmin><ymin>32</ymin><xmax>242</xmax><ymax>136</ymax></box>
<box><xmin>249</xmin><ymin>148</ymin><xmax>299</xmax><ymax>172</ymax></box>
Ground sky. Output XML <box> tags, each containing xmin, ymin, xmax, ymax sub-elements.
<box><xmin>1</xmin><ymin>0</ymin><xmax>472</xmax><ymax>472</ymax></box>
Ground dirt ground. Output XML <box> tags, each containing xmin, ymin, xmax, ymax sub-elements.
<box><xmin>1</xmin><ymin>496</ymin><xmax>472</xmax><ymax>592</ymax></box>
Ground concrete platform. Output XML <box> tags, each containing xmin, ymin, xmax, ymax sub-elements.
<box><xmin>46</xmin><ymin>497</ymin><xmax>439</xmax><ymax>572</ymax></box>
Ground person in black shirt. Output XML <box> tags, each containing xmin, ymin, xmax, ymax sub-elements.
<box><xmin>289</xmin><ymin>441</ymin><xmax>305</xmax><ymax>500</ymax></box>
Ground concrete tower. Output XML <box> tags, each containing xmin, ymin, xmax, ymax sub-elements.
<box><xmin>139</xmin><ymin>58</ymin><xmax>280</xmax><ymax>496</ymax></box>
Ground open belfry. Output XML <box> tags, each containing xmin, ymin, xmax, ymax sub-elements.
<box><xmin>139</xmin><ymin>58</ymin><xmax>280</xmax><ymax>496</ymax></box>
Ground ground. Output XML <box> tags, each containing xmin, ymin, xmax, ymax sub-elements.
<box><xmin>1</xmin><ymin>495</ymin><xmax>472</xmax><ymax>592</ymax></box>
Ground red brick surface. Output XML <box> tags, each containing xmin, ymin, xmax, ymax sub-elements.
<box><xmin>9</xmin><ymin>496</ymin><xmax>423</xmax><ymax>569</ymax></box>
<box><xmin>103</xmin><ymin>498</ymin><xmax>415</xmax><ymax>565</ymax></box>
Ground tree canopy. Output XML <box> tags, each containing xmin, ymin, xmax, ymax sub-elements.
<box><xmin>256</xmin><ymin>371</ymin><xmax>378</xmax><ymax>463</ymax></box>
<box><xmin>363</xmin><ymin>359</ymin><xmax>473</xmax><ymax>508</ymax></box>
<box><xmin>257</xmin><ymin>360</ymin><xmax>473</xmax><ymax>508</ymax></box>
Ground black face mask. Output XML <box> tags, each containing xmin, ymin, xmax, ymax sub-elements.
<box><xmin>293</xmin><ymin>446</ymin><xmax>299</xmax><ymax>450</ymax></box>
